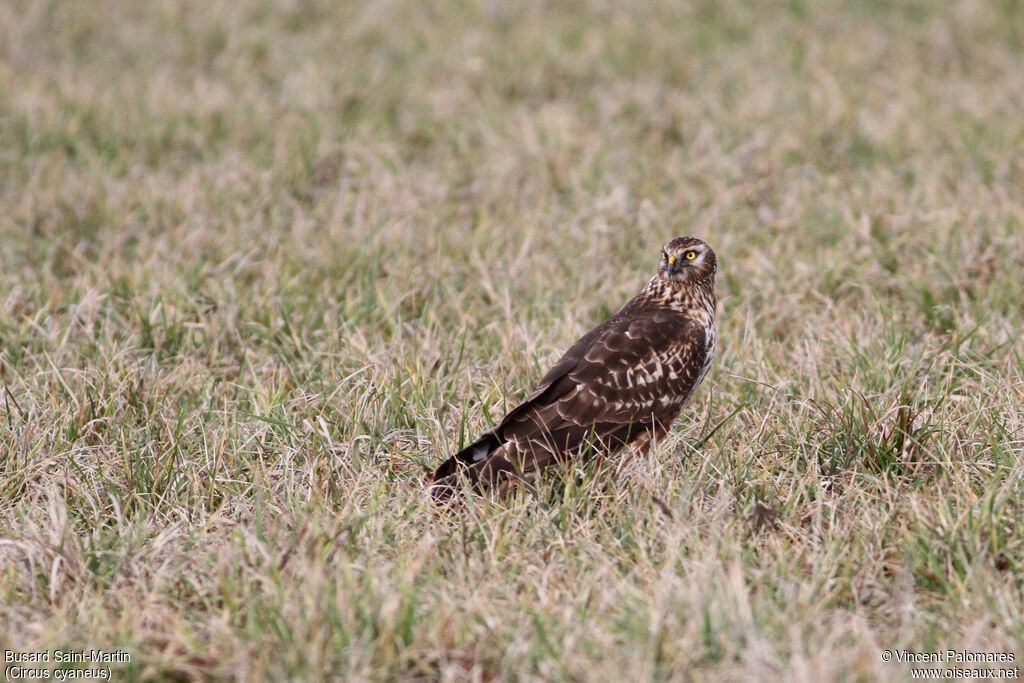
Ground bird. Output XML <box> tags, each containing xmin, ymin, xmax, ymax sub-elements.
<box><xmin>430</xmin><ymin>236</ymin><xmax>717</xmax><ymax>501</ymax></box>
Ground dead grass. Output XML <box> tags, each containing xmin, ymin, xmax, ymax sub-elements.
<box><xmin>1</xmin><ymin>0</ymin><xmax>1023</xmax><ymax>680</ymax></box>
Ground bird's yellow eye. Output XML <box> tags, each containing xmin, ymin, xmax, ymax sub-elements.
<box><xmin>684</xmin><ymin>250</ymin><xmax>697</xmax><ymax>260</ymax></box>
<box><xmin>660</xmin><ymin>250</ymin><xmax>668</xmax><ymax>262</ymax></box>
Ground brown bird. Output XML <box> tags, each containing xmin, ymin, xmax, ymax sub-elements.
<box><xmin>431</xmin><ymin>236</ymin><xmax>717</xmax><ymax>500</ymax></box>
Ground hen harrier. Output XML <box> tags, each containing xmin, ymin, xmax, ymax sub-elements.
<box><xmin>431</xmin><ymin>236</ymin><xmax>717</xmax><ymax>500</ymax></box>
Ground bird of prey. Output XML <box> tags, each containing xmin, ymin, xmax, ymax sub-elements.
<box><xmin>430</xmin><ymin>236</ymin><xmax>717</xmax><ymax>500</ymax></box>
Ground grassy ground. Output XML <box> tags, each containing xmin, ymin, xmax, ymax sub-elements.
<box><xmin>2</xmin><ymin>0</ymin><xmax>1023</xmax><ymax>680</ymax></box>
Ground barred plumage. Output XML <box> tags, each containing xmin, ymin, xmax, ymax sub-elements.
<box><xmin>430</xmin><ymin>236</ymin><xmax>717</xmax><ymax>500</ymax></box>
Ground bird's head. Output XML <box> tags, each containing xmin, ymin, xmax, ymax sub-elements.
<box><xmin>657</xmin><ymin>236</ymin><xmax>717</xmax><ymax>285</ymax></box>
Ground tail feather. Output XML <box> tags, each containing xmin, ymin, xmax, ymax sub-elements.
<box><xmin>430</xmin><ymin>416</ymin><xmax>651</xmax><ymax>501</ymax></box>
<box><xmin>432</xmin><ymin>431</ymin><xmax>502</xmax><ymax>481</ymax></box>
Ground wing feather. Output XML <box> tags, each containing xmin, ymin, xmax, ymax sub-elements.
<box><xmin>432</xmin><ymin>300</ymin><xmax>712</xmax><ymax>494</ymax></box>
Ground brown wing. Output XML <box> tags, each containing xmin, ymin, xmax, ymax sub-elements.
<box><xmin>433</xmin><ymin>302</ymin><xmax>711</xmax><ymax>493</ymax></box>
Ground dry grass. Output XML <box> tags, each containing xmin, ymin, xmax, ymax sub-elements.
<box><xmin>1</xmin><ymin>0</ymin><xmax>1023</xmax><ymax>680</ymax></box>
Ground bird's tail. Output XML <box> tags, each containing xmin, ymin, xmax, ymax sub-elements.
<box><xmin>433</xmin><ymin>431</ymin><xmax>501</xmax><ymax>479</ymax></box>
<box><xmin>429</xmin><ymin>431</ymin><xmax>507</xmax><ymax>501</ymax></box>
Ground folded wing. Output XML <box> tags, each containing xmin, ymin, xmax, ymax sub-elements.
<box><xmin>432</xmin><ymin>303</ymin><xmax>709</xmax><ymax>495</ymax></box>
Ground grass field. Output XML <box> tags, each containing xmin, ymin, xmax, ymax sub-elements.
<box><xmin>2</xmin><ymin>0</ymin><xmax>1023</xmax><ymax>680</ymax></box>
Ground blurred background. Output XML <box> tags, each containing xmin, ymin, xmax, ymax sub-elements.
<box><xmin>3</xmin><ymin>0</ymin><xmax>1021</xmax><ymax>316</ymax></box>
